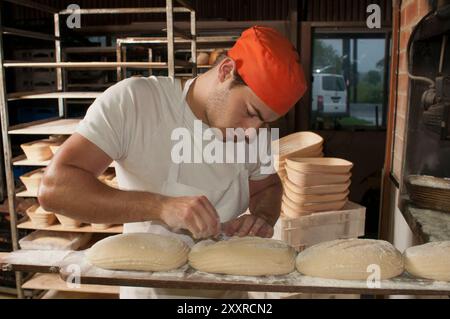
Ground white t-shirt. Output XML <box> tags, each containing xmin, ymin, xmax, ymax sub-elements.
<box><xmin>76</xmin><ymin>76</ymin><xmax>268</xmax><ymax>210</ymax></box>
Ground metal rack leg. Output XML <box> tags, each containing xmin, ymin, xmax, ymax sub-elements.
<box><xmin>190</xmin><ymin>10</ymin><xmax>197</xmax><ymax>77</ymax></box>
<box><xmin>166</xmin><ymin>0</ymin><xmax>175</xmax><ymax>78</ymax></box>
<box><xmin>0</xmin><ymin>8</ymin><xmax>24</xmax><ymax>299</ymax></box>
<box><xmin>54</xmin><ymin>13</ymin><xmax>65</xmax><ymax>118</ymax></box>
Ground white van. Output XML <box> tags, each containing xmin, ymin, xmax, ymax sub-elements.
<box><xmin>311</xmin><ymin>73</ymin><xmax>348</xmax><ymax>117</ymax></box>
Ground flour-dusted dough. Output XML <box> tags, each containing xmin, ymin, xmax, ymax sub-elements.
<box><xmin>404</xmin><ymin>241</ymin><xmax>450</xmax><ymax>281</ymax></box>
<box><xmin>188</xmin><ymin>236</ymin><xmax>296</xmax><ymax>276</ymax></box>
<box><xmin>86</xmin><ymin>233</ymin><xmax>189</xmax><ymax>271</ymax></box>
<box><xmin>296</xmin><ymin>239</ymin><xmax>404</xmax><ymax>280</ymax></box>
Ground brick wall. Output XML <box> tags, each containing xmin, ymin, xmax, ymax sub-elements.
<box><xmin>391</xmin><ymin>0</ymin><xmax>431</xmax><ymax>180</ymax></box>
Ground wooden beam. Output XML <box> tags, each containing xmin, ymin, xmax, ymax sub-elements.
<box><xmin>2</xmin><ymin>27</ymin><xmax>56</xmax><ymax>41</ymax></box>
<box><xmin>2</xmin><ymin>0</ymin><xmax>57</xmax><ymax>14</ymax></box>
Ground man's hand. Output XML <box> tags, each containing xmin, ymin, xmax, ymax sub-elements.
<box><xmin>222</xmin><ymin>214</ymin><xmax>274</xmax><ymax>238</ymax></box>
<box><xmin>159</xmin><ymin>195</ymin><xmax>221</xmax><ymax>239</ymax></box>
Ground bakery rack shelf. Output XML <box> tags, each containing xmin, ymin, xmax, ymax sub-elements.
<box><xmin>8</xmin><ymin>118</ymin><xmax>81</xmax><ymax>135</ymax></box>
<box><xmin>2</xmin><ymin>250</ymin><xmax>450</xmax><ymax>296</ymax></box>
<box><xmin>12</xmin><ymin>155</ymin><xmax>50</xmax><ymax>167</ymax></box>
<box><xmin>3</xmin><ymin>61</ymin><xmax>170</xmax><ymax>69</ymax></box>
<box><xmin>63</xmin><ymin>46</ymin><xmax>116</xmax><ymax>54</ymax></box>
<box><xmin>22</xmin><ymin>273</ymin><xmax>119</xmax><ymax>295</ymax></box>
<box><xmin>2</xmin><ymin>27</ymin><xmax>56</xmax><ymax>41</ymax></box>
<box><xmin>7</xmin><ymin>91</ymin><xmax>102</xmax><ymax>101</ymax></box>
<box><xmin>16</xmin><ymin>190</ymin><xmax>37</xmax><ymax>198</ymax></box>
<box><xmin>0</xmin><ymin>0</ymin><xmax>197</xmax><ymax>298</ymax></box>
<box><xmin>17</xmin><ymin>221</ymin><xmax>123</xmax><ymax>234</ymax></box>
<box><xmin>12</xmin><ymin>155</ymin><xmax>116</xmax><ymax>168</ymax></box>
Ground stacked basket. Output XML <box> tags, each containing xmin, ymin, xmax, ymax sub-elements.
<box><xmin>272</xmin><ymin>132</ymin><xmax>353</xmax><ymax>218</ymax></box>
<box><xmin>282</xmin><ymin>158</ymin><xmax>352</xmax><ymax>218</ymax></box>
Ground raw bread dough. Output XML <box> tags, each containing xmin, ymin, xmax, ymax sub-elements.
<box><xmin>86</xmin><ymin>233</ymin><xmax>189</xmax><ymax>271</ymax></box>
<box><xmin>296</xmin><ymin>239</ymin><xmax>404</xmax><ymax>280</ymax></box>
<box><xmin>188</xmin><ymin>236</ymin><xmax>296</xmax><ymax>276</ymax></box>
<box><xmin>404</xmin><ymin>241</ymin><xmax>450</xmax><ymax>281</ymax></box>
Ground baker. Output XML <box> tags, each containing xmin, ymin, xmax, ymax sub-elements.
<box><xmin>38</xmin><ymin>26</ymin><xmax>306</xmax><ymax>298</ymax></box>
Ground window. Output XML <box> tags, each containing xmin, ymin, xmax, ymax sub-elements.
<box><xmin>310</xmin><ymin>32</ymin><xmax>390</xmax><ymax>130</ymax></box>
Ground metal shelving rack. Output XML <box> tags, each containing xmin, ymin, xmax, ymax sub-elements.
<box><xmin>0</xmin><ymin>0</ymin><xmax>197</xmax><ymax>298</ymax></box>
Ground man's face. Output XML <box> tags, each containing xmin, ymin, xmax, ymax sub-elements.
<box><xmin>205</xmin><ymin>76</ymin><xmax>280</xmax><ymax>142</ymax></box>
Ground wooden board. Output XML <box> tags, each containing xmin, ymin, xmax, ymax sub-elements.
<box><xmin>9</xmin><ymin>119</ymin><xmax>81</xmax><ymax>135</ymax></box>
<box><xmin>42</xmin><ymin>290</ymin><xmax>118</xmax><ymax>299</ymax></box>
<box><xmin>12</xmin><ymin>155</ymin><xmax>116</xmax><ymax>168</ymax></box>
<box><xmin>57</xmin><ymin>251</ymin><xmax>450</xmax><ymax>296</ymax></box>
<box><xmin>13</xmin><ymin>155</ymin><xmax>50</xmax><ymax>166</ymax></box>
<box><xmin>1</xmin><ymin>250</ymin><xmax>70</xmax><ymax>273</ymax></box>
<box><xmin>8</xmin><ymin>92</ymin><xmax>101</xmax><ymax>101</ymax></box>
<box><xmin>16</xmin><ymin>190</ymin><xmax>37</xmax><ymax>198</ymax></box>
<box><xmin>17</xmin><ymin>221</ymin><xmax>123</xmax><ymax>234</ymax></box>
<box><xmin>23</xmin><ymin>273</ymin><xmax>119</xmax><ymax>294</ymax></box>
<box><xmin>4</xmin><ymin>61</ymin><xmax>168</xmax><ymax>69</ymax></box>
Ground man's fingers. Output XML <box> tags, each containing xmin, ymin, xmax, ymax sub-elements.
<box><xmin>223</xmin><ymin>218</ymin><xmax>241</xmax><ymax>236</ymax></box>
<box><xmin>198</xmin><ymin>196</ymin><xmax>220</xmax><ymax>235</ymax></box>
<box><xmin>248</xmin><ymin>217</ymin><xmax>266</xmax><ymax>236</ymax></box>
<box><xmin>237</xmin><ymin>215</ymin><xmax>256</xmax><ymax>237</ymax></box>
<box><xmin>257</xmin><ymin>223</ymin><xmax>274</xmax><ymax>238</ymax></box>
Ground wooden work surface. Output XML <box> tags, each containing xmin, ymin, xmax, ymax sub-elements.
<box><xmin>57</xmin><ymin>251</ymin><xmax>450</xmax><ymax>296</ymax></box>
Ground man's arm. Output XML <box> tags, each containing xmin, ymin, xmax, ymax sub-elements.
<box><xmin>38</xmin><ymin>133</ymin><xmax>220</xmax><ymax>238</ymax></box>
<box><xmin>223</xmin><ymin>174</ymin><xmax>282</xmax><ymax>237</ymax></box>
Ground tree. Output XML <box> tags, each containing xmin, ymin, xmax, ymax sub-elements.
<box><xmin>313</xmin><ymin>40</ymin><xmax>343</xmax><ymax>74</ymax></box>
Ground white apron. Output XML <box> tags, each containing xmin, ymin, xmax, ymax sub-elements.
<box><xmin>120</xmin><ymin>78</ymin><xmax>250</xmax><ymax>299</ymax></box>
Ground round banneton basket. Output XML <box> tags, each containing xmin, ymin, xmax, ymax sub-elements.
<box><xmin>55</xmin><ymin>213</ymin><xmax>83</xmax><ymax>228</ymax></box>
<box><xmin>406</xmin><ymin>175</ymin><xmax>450</xmax><ymax>212</ymax></box>
<box><xmin>26</xmin><ymin>204</ymin><xmax>57</xmax><ymax>228</ymax></box>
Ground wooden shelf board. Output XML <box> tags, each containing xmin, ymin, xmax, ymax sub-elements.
<box><xmin>41</xmin><ymin>289</ymin><xmax>118</xmax><ymax>299</ymax></box>
<box><xmin>64</xmin><ymin>46</ymin><xmax>116</xmax><ymax>54</ymax></box>
<box><xmin>8</xmin><ymin>91</ymin><xmax>101</xmax><ymax>101</ymax></box>
<box><xmin>17</xmin><ymin>221</ymin><xmax>123</xmax><ymax>234</ymax></box>
<box><xmin>16</xmin><ymin>191</ymin><xmax>36</xmax><ymax>198</ymax></box>
<box><xmin>12</xmin><ymin>155</ymin><xmax>116</xmax><ymax>168</ymax></box>
<box><xmin>3</xmin><ymin>61</ymin><xmax>169</xmax><ymax>69</ymax></box>
<box><xmin>23</xmin><ymin>273</ymin><xmax>119</xmax><ymax>294</ymax></box>
<box><xmin>9</xmin><ymin>118</ymin><xmax>81</xmax><ymax>135</ymax></box>
<box><xmin>13</xmin><ymin>155</ymin><xmax>50</xmax><ymax>166</ymax></box>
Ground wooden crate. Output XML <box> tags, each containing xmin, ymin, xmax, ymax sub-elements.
<box><xmin>274</xmin><ymin>201</ymin><xmax>366</xmax><ymax>251</ymax></box>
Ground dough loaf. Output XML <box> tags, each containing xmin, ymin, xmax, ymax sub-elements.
<box><xmin>86</xmin><ymin>233</ymin><xmax>189</xmax><ymax>271</ymax></box>
<box><xmin>404</xmin><ymin>241</ymin><xmax>450</xmax><ymax>281</ymax></box>
<box><xmin>188</xmin><ymin>236</ymin><xmax>296</xmax><ymax>276</ymax></box>
<box><xmin>296</xmin><ymin>239</ymin><xmax>404</xmax><ymax>280</ymax></box>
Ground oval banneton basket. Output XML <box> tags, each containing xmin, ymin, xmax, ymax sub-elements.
<box><xmin>281</xmin><ymin>197</ymin><xmax>348</xmax><ymax>218</ymax></box>
<box><xmin>272</xmin><ymin>132</ymin><xmax>324</xmax><ymax>162</ymax></box>
<box><xmin>285</xmin><ymin>166</ymin><xmax>351</xmax><ymax>187</ymax></box>
<box><xmin>282</xmin><ymin>194</ymin><xmax>347</xmax><ymax>213</ymax></box>
<box><xmin>284</xmin><ymin>185</ymin><xmax>349</xmax><ymax>204</ymax></box>
<box><xmin>285</xmin><ymin>157</ymin><xmax>353</xmax><ymax>174</ymax></box>
<box><xmin>283</xmin><ymin>177</ymin><xmax>351</xmax><ymax>195</ymax></box>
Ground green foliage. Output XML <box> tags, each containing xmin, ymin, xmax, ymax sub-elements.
<box><xmin>313</xmin><ymin>40</ymin><xmax>342</xmax><ymax>74</ymax></box>
<box><xmin>357</xmin><ymin>70</ymin><xmax>383</xmax><ymax>103</ymax></box>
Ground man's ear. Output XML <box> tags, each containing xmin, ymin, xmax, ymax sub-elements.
<box><xmin>217</xmin><ymin>57</ymin><xmax>236</xmax><ymax>83</ymax></box>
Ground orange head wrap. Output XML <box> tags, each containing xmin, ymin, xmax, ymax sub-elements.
<box><xmin>227</xmin><ymin>26</ymin><xmax>307</xmax><ymax>115</ymax></box>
